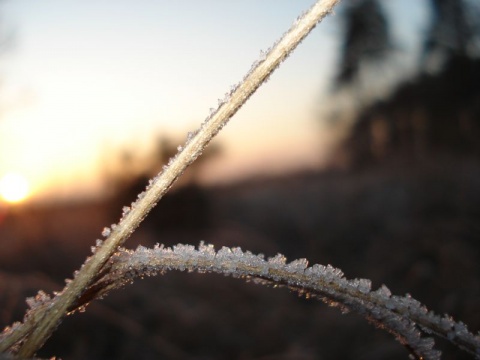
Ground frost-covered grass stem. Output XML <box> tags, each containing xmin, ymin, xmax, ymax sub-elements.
<box><xmin>75</xmin><ymin>243</ymin><xmax>480</xmax><ymax>360</ymax></box>
<box><xmin>11</xmin><ymin>0</ymin><xmax>340</xmax><ymax>357</ymax></box>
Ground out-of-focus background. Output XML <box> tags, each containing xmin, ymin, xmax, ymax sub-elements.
<box><xmin>1</xmin><ymin>0</ymin><xmax>479</xmax><ymax>359</ymax></box>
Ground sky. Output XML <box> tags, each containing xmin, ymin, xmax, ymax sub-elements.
<box><xmin>0</xmin><ymin>0</ymin><xmax>429</xmax><ymax>204</ymax></box>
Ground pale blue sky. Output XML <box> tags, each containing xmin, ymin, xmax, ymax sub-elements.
<box><xmin>0</xmin><ymin>0</ymin><xmax>429</xmax><ymax>202</ymax></box>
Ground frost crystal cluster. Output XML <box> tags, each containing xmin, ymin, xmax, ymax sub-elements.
<box><xmin>1</xmin><ymin>1</ymin><xmax>479</xmax><ymax>359</ymax></box>
<box><xmin>77</xmin><ymin>242</ymin><xmax>479</xmax><ymax>360</ymax></box>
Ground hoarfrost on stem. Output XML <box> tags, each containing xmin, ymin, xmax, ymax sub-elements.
<box><xmin>101</xmin><ymin>227</ymin><xmax>111</xmax><ymax>237</ymax></box>
<box><xmin>79</xmin><ymin>242</ymin><xmax>479</xmax><ymax>360</ymax></box>
<box><xmin>25</xmin><ymin>291</ymin><xmax>51</xmax><ymax>310</ymax></box>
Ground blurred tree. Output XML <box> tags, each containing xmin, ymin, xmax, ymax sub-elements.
<box><xmin>422</xmin><ymin>0</ymin><xmax>480</xmax><ymax>71</ymax></box>
<box><xmin>329</xmin><ymin>0</ymin><xmax>480</xmax><ymax>168</ymax></box>
<box><xmin>105</xmin><ymin>134</ymin><xmax>221</xmax><ymax>235</ymax></box>
<box><xmin>111</xmin><ymin>135</ymin><xmax>221</xmax><ymax>191</ymax></box>
<box><xmin>334</xmin><ymin>0</ymin><xmax>392</xmax><ymax>87</ymax></box>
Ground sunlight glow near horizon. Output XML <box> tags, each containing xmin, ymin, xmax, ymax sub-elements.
<box><xmin>0</xmin><ymin>172</ymin><xmax>30</xmax><ymax>203</ymax></box>
<box><xmin>0</xmin><ymin>0</ymin><xmax>428</xmax><ymax>202</ymax></box>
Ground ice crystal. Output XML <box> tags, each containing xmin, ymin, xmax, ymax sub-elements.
<box><xmin>101</xmin><ymin>227</ymin><xmax>111</xmax><ymax>237</ymax></box>
<box><xmin>26</xmin><ymin>291</ymin><xmax>51</xmax><ymax>310</ymax></box>
<box><xmin>285</xmin><ymin>258</ymin><xmax>308</xmax><ymax>273</ymax></box>
<box><xmin>304</xmin><ymin>263</ymin><xmax>326</xmax><ymax>278</ymax></box>
<box><xmin>136</xmin><ymin>191</ymin><xmax>146</xmax><ymax>201</ymax></box>
<box><xmin>198</xmin><ymin>241</ymin><xmax>215</xmax><ymax>260</ymax></box>
<box><xmin>268</xmin><ymin>254</ymin><xmax>287</xmax><ymax>266</ymax></box>
<box><xmin>229</xmin><ymin>83</ymin><xmax>239</xmax><ymax>94</ymax></box>
<box><xmin>355</xmin><ymin>278</ymin><xmax>372</xmax><ymax>294</ymax></box>
<box><xmin>89</xmin><ymin>239</ymin><xmax>103</xmax><ymax>254</ymax></box>
<box><xmin>259</xmin><ymin>49</ymin><xmax>268</xmax><ymax>61</ymax></box>
<box><xmin>186</xmin><ymin>131</ymin><xmax>197</xmax><ymax>142</ymax></box>
<box><xmin>70</xmin><ymin>242</ymin><xmax>479</xmax><ymax>360</ymax></box>
<box><xmin>375</xmin><ymin>284</ymin><xmax>392</xmax><ymax>298</ymax></box>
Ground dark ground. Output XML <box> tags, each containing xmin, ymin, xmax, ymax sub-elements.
<box><xmin>0</xmin><ymin>155</ymin><xmax>479</xmax><ymax>359</ymax></box>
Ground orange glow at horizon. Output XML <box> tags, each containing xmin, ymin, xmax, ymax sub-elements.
<box><xmin>0</xmin><ymin>1</ymin><xmax>344</xmax><ymax>203</ymax></box>
<box><xmin>0</xmin><ymin>172</ymin><xmax>31</xmax><ymax>204</ymax></box>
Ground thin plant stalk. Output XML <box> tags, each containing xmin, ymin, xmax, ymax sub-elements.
<box><xmin>13</xmin><ymin>0</ymin><xmax>340</xmax><ymax>357</ymax></box>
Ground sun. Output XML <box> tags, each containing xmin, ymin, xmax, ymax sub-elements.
<box><xmin>0</xmin><ymin>172</ymin><xmax>31</xmax><ymax>204</ymax></box>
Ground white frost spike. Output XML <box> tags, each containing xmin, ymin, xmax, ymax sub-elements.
<box><xmin>186</xmin><ymin>131</ymin><xmax>196</xmax><ymax>142</ymax></box>
<box><xmin>122</xmin><ymin>206</ymin><xmax>130</xmax><ymax>216</ymax></box>
<box><xmin>136</xmin><ymin>245</ymin><xmax>148</xmax><ymax>254</ymax></box>
<box><xmin>25</xmin><ymin>297</ymin><xmax>36</xmax><ymax>310</ymax></box>
<box><xmin>26</xmin><ymin>290</ymin><xmax>51</xmax><ymax>310</ymax></box>
<box><xmin>305</xmin><ymin>264</ymin><xmax>327</xmax><ymax>278</ymax></box>
<box><xmin>217</xmin><ymin>246</ymin><xmax>232</xmax><ymax>257</ymax></box>
<box><xmin>215</xmin><ymin>247</ymin><xmax>238</xmax><ymax>273</ymax></box>
<box><xmin>137</xmin><ymin>191</ymin><xmax>145</xmax><ymax>201</ymax></box>
<box><xmin>355</xmin><ymin>278</ymin><xmax>372</xmax><ymax>294</ymax></box>
<box><xmin>232</xmin><ymin>247</ymin><xmax>244</xmax><ymax>257</ymax></box>
<box><xmin>285</xmin><ymin>258</ymin><xmax>308</xmax><ymax>273</ymax></box>
<box><xmin>375</xmin><ymin>284</ymin><xmax>392</xmax><ymax>298</ymax></box>
<box><xmin>325</xmin><ymin>264</ymin><xmax>344</xmax><ymax>278</ymax></box>
<box><xmin>229</xmin><ymin>83</ymin><xmax>239</xmax><ymax>94</ymax></box>
<box><xmin>198</xmin><ymin>241</ymin><xmax>216</xmax><ymax>260</ymax></box>
<box><xmin>173</xmin><ymin>244</ymin><xmax>196</xmax><ymax>257</ymax></box>
<box><xmin>268</xmin><ymin>254</ymin><xmax>287</xmax><ymax>266</ymax></box>
<box><xmin>153</xmin><ymin>243</ymin><xmax>164</xmax><ymax>251</ymax></box>
<box><xmin>259</xmin><ymin>49</ymin><xmax>268</xmax><ymax>61</ymax></box>
<box><xmin>101</xmin><ymin>227</ymin><xmax>111</xmax><ymax>237</ymax></box>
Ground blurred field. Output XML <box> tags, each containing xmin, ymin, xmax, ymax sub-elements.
<box><xmin>1</xmin><ymin>1</ymin><xmax>479</xmax><ymax>358</ymax></box>
<box><xmin>1</xmin><ymin>154</ymin><xmax>479</xmax><ymax>360</ymax></box>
